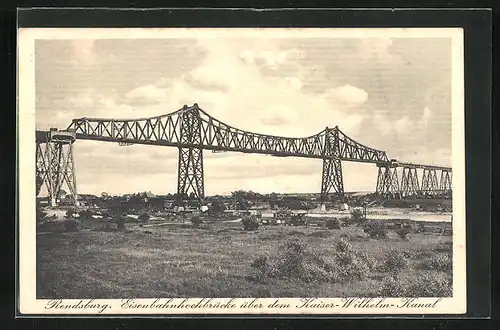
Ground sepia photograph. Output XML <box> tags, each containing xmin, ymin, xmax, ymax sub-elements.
<box><xmin>18</xmin><ymin>27</ymin><xmax>466</xmax><ymax>315</ymax></box>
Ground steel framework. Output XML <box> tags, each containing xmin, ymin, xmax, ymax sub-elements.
<box><xmin>34</xmin><ymin>103</ymin><xmax>452</xmax><ymax>205</ymax></box>
<box><xmin>35</xmin><ymin>130</ymin><xmax>78</xmax><ymax>206</ymax></box>
<box><xmin>177</xmin><ymin>107</ymin><xmax>205</xmax><ymax>201</ymax></box>
<box><xmin>400</xmin><ymin>166</ymin><xmax>420</xmax><ymax>198</ymax></box>
<box><xmin>375</xmin><ymin>161</ymin><xmax>453</xmax><ymax>199</ymax></box>
<box><xmin>376</xmin><ymin>163</ymin><xmax>401</xmax><ymax>199</ymax></box>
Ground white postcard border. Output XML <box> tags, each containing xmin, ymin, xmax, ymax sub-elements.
<box><xmin>17</xmin><ymin>27</ymin><xmax>466</xmax><ymax>315</ymax></box>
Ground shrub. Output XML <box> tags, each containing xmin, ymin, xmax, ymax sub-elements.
<box><xmin>250</xmin><ymin>238</ymin><xmax>335</xmax><ymax>283</ymax></box>
<box><xmin>326</xmin><ymin>218</ymin><xmax>342</xmax><ymax>230</ymax></box>
<box><xmin>382</xmin><ymin>250</ymin><xmax>409</xmax><ymax>273</ymax></box>
<box><xmin>421</xmin><ymin>254</ymin><xmax>452</xmax><ymax>272</ymax></box>
<box><xmin>242</xmin><ymin>216</ymin><xmax>259</xmax><ymax>231</ymax></box>
<box><xmin>138</xmin><ymin>213</ymin><xmax>150</xmax><ymax>222</ymax></box>
<box><xmin>379</xmin><ymin>276</ymin><xmax>406</xmax><ymax>297</ymax></box>
<box><xmin>333</xmin><ymin>239</ymin><xmax>373</xmax><ymax>281</ymax></box>
<box><xmin>335</xmin><ymin>238</ymin><xmax>352</xmax><ymax>253</ymax></box>
<box><xmin>250</xmin><ymin>255</ymin><xmax>268</xmax><ymax>269</ymax></box>
<box><xmin>350</xmin><ymin>208</ymin><xmax>364</xmax><ymax>223</ymax></box>
<box><xmin>395</xmin><ymin>225</ymin><xmax>411</xmax><ymax>240</ymax></box>
<box><xmin>250</xmin><ymin>237</ymin><xmax>376</xmax><ymax>284</ymax></box>
<box><xmin>289</xmin><ymin>215</ymin><xmax>306</xmax><ymax>227</ymax></box>
<box><xmin>363</xmin><ymin>220</ymin><xmax>388</xmax><ymax>239</ymax></box>
<box><xmin>406</xmin><ymin>272</ymin><xmax>452</xmax><ymax>297</ymax></box>
<box><xmin>378</xmin><ymin>272</ymin><xmax>452</xmax><ymax>297</ymax></box>
<box><xmin>62</xmin><ymin>219</ymin><xmax>79</xmax><ymax>232</ymax></box>
<box><xmin>190</xmin><ymin>215</ymin><xmax>203</xmax><ymax>227</ymax></box>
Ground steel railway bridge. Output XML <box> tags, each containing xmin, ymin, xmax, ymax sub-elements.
<box><xmin>35</xmin><ymin>104</ymin><xmax>452</xmax><ymax>206</ymax></box>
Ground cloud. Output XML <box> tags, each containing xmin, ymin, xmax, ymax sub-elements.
<box><xmin>393</xmin><ymin>116</ymin><xmax>412</xmax><ymax>135</ymax></box>
<box><xmin>124</xmin><ymin>85</ymin><xmax>167</xmax><ymax>106</ymax></box>
<box><xmin>325</xmin><ymin>85</ymin><xmax>368</xmax><ymax>108</ymax></box>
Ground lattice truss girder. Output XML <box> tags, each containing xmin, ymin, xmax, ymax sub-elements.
<box><xmin>61</xmin><ymin>104</ymin><xmax>453</xmax><ymax>202</ymax></box>
<box><xmin>69</xmin><ymin>104</ymin><xmax>389</xmax><ymax>163</ymax></box>
<box><xmin>376</xmin><ymin>166</ymin><xmax>453</xmax><ymax>199</ymax></box>
<box><xmin>36</xmin><ymin>141</ymin><xmax>78</xmax><ymax>205</ymax></box>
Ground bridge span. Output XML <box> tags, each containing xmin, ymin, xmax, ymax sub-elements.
<box><xmin>35</xmin><ymin>104</ymin><xmax>452</xmax><ymax>206</ymax></box>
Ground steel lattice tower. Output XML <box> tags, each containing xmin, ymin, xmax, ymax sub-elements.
<box><xmin>320</xmin><ymin>127</ymin><xmax>344</xmax><ymax>202</ymax></box>
<box><xmin>177</xmin><ymin>105</ymin><xmax>205</xmax><ymax>202</ymax></box>
<box><xmin>376</xmin><ymin>164</ymin><xmax>400</xmax><ymax>199</ymax></box>
<box><xmin>439</xmin><ymin>170</ymin><xmax>452</xmax><ymax>195</ymax></box>
<box><xmin>35</xmin><ymin>130</ymin><xmax>78</xmax><ymax>206</ymax></box>
<box><xmin>400</xmin><ymin>166</ymin><xmax>420</xmax><ymax>198</ymax></box>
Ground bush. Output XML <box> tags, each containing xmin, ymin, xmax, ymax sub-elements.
<box><xmin>250</xmin><ymin>237</ymin><xmax>376</xmax><ymax>284</ymax></box>
<box><xmin>325</xmin><ymin>218</ymin><xmax>342</xmax><ymax>230</ymax></box>
<box><xmin>379</xmin><ymin>272</ymin><xmax>452</xmax><ymax>297</ymax></box>
<box><xmin>382</xmin><ymin>250</ymin><xmax>409</xmax><ymax>273</ymax></box>
<box><xmin>250</xmin><ymin>255</ymin><xmax>268</xmax><ymax>269</ymax></box>
<box><xmin>335</xmin><ymin>238</ymin><xmax>352</xmax><ymax>253</ymax></box>
<box><xmin>190</xmin><ymin>215</ymin><xmax>203</xmax><ymax>227</ymax></box>
<box><xmin>421</xmin><ymin>254</ymin><xmax>452</xmax><ymax>272</ymax></box>
<box><xmin>394</xmin><ymin>221</ymin><xmax>412</xmax><ymax>240</ymax></box>
<box><xmin>242</xmin><ymin>216</ymin><xmax>259</xmax><ymax>231</ymax></box>
<box><xmin>379</xmin><ymin>276</ymin><xmax>406</xmax><ymax>297</ymax></box>
<box><xmin>250</xmin><ymin>238</ymin><xmax>335</xmax><ymax>283</ymax></box>
<box><xmin>395</xmin><ymin>225</ymin><xmax>412</xmax><ymax>240</ymax></box>
<box><xmin>289</xmin><ymin>215</ymin><xmax>306</xmax><ymax>227</ymax></box>
<box><xmin>62</xmin><ymin>219</ymin><xmax>79</xmax><ymax>232</ymax></box>
<box><xmin>350</xmin><ymin>209</ymin><xmax>364</xmax><ymax>223</ymax></box>
<box><xmin>363</xmin><ymin>220</ymin><xmax>388</xmax><ymax>239</ymax></box>
<box><xmin>333</xmin><ymin>239</ymin><xmax>374</xmax><ymax>281</ymax></box>
<box><xmin>406</xmin><ymin>272</ymin><xmax>452</xmax><ymax>297</ymax></box>
<box><xmin>138</xmin><ymin>213</ymin><xmax>150</xmax><ymax>222</ymax></box>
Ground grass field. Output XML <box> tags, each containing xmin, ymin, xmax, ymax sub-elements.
<box><xmin>37</xmin><ymin>219</ymin><xmax>453</xmax><ymax>298</ymax></box>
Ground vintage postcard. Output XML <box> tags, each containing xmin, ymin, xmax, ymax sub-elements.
<box><xmin>18</xmin><ymin>27</ymin><xmax>466</xmax><ymax>315</ymax></box>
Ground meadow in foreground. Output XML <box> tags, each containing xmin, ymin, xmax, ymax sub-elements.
<box><xmin>37</xmin><ymin>219</ymin><xmax>452</xmax><ymax>298</ymax></box>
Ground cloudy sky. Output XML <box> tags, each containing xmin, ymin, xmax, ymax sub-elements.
<box><xmin>35</xmin><ymin>32</ymin><xmax>452</xmax><ymax>196</ymax></box>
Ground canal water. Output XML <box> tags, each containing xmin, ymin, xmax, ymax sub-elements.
<box><xmin>261</xmin><ymin>210</ymin><xmax>452</xmax><ymax>223</ymax></box>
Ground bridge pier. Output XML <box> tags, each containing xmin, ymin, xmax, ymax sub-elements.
<box><xmin>320</xmin><ymin>158</ymin><xmax>344</xmax><ymax>202</ymax></box>
<box><xmin>376</xmin><ymin>164</ymin><xmax>401</xmax><ymax>199</ymax></box>
<box><xmin>35</xmin><ymin>129</ymin><xmax>78</xmax><ymax>206</ymax></box>
<box><xmin>439</xmin><ymin>170</ymin><xmax>453</xmax><ymax>196</ymax></box>
<box><xmin>400</xmin><ymin>166</ymin><xmax>420</xmax><ymax>198</ymax></box>
<box><xmin>177</xmin><ymin>104</ymin><xmax>205</xmax><ymax>202</ymax></box>
<box><xmin>421</xmin><ymin>168</ymin><xmax>439</xmax><ymax>197</ymax></box>
<box><xmin>177</xmin><ymin>147</ymin><xmax>204</xmax><ymax>201</ymax></box>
